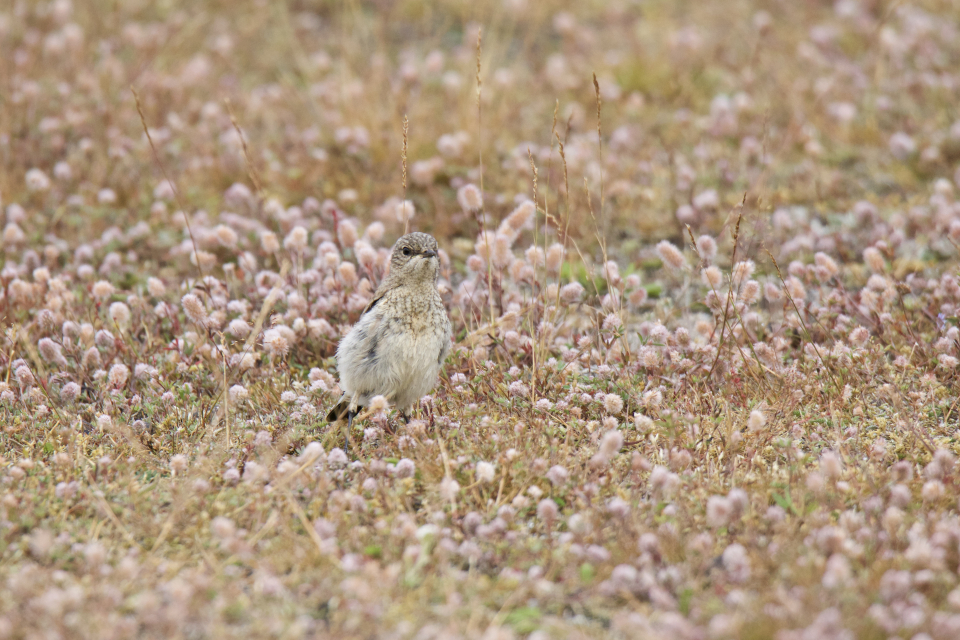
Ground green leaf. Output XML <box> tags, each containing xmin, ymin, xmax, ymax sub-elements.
<box><xmin>579</xmin><ymin>562</ymin><xmax>595</xmax><ymax>583</ymax></box>
<box><xmin>772</xmin><ymin>491</ymin><xmax>797</xmax><ymax>516</ymax></box>
<box><xmin>504</xmin><ymin>606</ymin><xmax>542</xmax><ymax>633</ymax></box>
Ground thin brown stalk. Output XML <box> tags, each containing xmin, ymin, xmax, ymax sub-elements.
<box><xmin>402</xmin><ymin>114</ymin><xmax>409</xmax><ymax>235</ymax></box>
<box><xmin>224</xmin><ymin>98</ymin><xmax>263</xmax><ymax>197</ymax></box>
<box><xmin>131</xmin><ymin>87</ymin><xmax>206</xmax><ymax>283</ymax></box>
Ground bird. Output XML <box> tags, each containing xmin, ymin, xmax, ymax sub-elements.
<box><xmin>326</xmin><ymin>232</ymin><xmax>452</xmax><ymax>446</ymax></box>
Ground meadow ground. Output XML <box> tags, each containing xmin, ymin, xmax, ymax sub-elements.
<box><xmin>2</xmin><ymin>0</ymin><xmax>960</xmax><ymax>638</ymax></box>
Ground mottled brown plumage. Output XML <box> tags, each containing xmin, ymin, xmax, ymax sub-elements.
<box><xmin>327</xmin><ymin>232</ymin><xmax>452</xmax><ymax>431</ymax></box>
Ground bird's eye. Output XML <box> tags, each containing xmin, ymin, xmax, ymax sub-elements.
<box><xmin>402</xmin><ymin>247</ymin><xmax>412</xmax><ymax>256</ymax></box>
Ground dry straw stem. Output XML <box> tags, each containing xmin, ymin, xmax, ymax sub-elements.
<box><xmin>763</xmin><ymin>248</ymin><xmax>846</xmax><ymax>396</ymax></box>
<box><xmin>207</xmin><ymin>262</ymin><xmax>291</xmax><ymax>448</ymax></box>
<box><xmin>553</xmin><ymin>126</ymin><xmax>573</xmax><ymax>310</ymax></box>
<box><xmin>592</xmin><ymin>73</ymin><xmax>605</xmax><ymax>235</ymax></box>
<box><xmin>131</xmin><ymin>87</ymin><xmax>206</xmax><ymax>283</ymax></box>
<box><xmin>527</xmin><ymin>147</ymin><xmax>541</xmax><ymax>403</ymax></box>
<box><xmin>685</xmin><ymin>224</ymin><xmax>777</xmax><ymax>390</ymax></box>
<box><xmin>92</xmin><ymin>491</ymin><xmax>140</xmax><ymax>549</ymax></box>
<box><xmin>475</xmin><ymin>25</ymin><xmax>484</xmax><ymax>191</ymax></box>
<box><xmin>285</xmin><ymin>490</ymin><xmax>328</xmax><ymax>555</ymax></box>
<box><xmin>706</xmin><ymin>198</ymin><xmax>745</xmax><ymax>378</ymax></box>
<box><xmin>224</xmin><ymin>98</ymin><xmax>264</xmax><ymax>197</ymax></box>
<box><xmin>473</xmin><ymin>27</ymin><xmax>499</xmax><ymax>332</ymax></box>
<box><xmin>700</xmin><ymin>205</ymin><xmax>772</xmax><ymax>394</ymax></box>
<box><xmin>401</xmin><ymin>114</ymin><xmax>409</xmax><ymax>235</ymax></box>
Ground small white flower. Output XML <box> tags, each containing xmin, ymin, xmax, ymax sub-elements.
<box><xmin>476</xmin><ymin>461</ymin><xmax>496</xmax><ymax>484</ymax></box>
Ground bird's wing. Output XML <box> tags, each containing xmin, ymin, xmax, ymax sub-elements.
<box><xmin>439</xmin><ymin>323</ymin><xmax>452</xmax><ymax>364</ymax></box>
<box><xmin>360</xmin><ymin>295</ymin><xmax>381</xmax><ymax>317</ymax></box>
<box><xmin>360</xmin><ymin>279</ymin><xmax>398</xmax><ymax>317</ymax></box>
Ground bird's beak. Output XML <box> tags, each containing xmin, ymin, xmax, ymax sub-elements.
<box><xmin>423</xmin><ymin>249</ymin><xmax>438</xmax><ymax>259</ymax></box>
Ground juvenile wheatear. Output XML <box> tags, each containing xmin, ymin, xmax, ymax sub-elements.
<box><xmin>327</xmin><ymin>232</ymin><xmax>452</xmax><ymax>443</ymax></box>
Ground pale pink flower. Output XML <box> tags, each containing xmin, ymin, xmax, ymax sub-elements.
<box><xmin>211</xmin><ymin>517</ymin><xmax>236</xmax><ymax>539</ymax></box>
<box><xmin>439</xmin><ymin>476</ymin><xmax>460</xmax><ymax>501</ymax></box>
<box><xmin>227</xmin><ymin>319</ymin><xmax>251</xmax><ymax>337</ymax></box>
<box><xmin>603</xmin><ymin>393</ymin><xmax>624</xmax><ymax>414</ymax></box>
<box><xmin>501</xmin><ymin>201</ymin><xmax>536</xmax><ymax>234</ymax></box>
<box><xmin>25</xmin><ymin>168</ymin><xmax>51</xmax><ymax>192</ymax></box>
<box><xmin>284</xmin><ymin>226</ymin><xmax>309</xmax><ymax>253</ymax></box>
<box><xmin>740</xmin><ymin>280</ymin><xmax>760</xmax><ymax>305</ymax></box>
<box><xmin>546</xmin><ymin>465</ymin><xmax>569</xmax><ymax>486</ymax></box>
<box><xmin>599</xmin><ymin>430</ymin><xmax>624</xmax><ymax>459</ymax></box>
<box><xmin>722</xmin><ymin>543</ymin><xmax>751</xmax><ymax>582</ymax></box>
<box><xmin>820</xmin><ymin>450</ymin><xmax>843</xmax><ymax>480</ymax></box>
<box><xmin>536</xmin><ymin>498</ymin><xmax>558</xmax><ymax>525</ymax></box>
<box><xmin>546</xmin><ymin>243</ymin><xmax>565</xmax><ymax>273</ymax></box>
<box><xmin>889</xmin><ymin>132</ymin><xmax>916</xmax><ymax>160</ymax></box>
<box><xmin>696</xmin><ymin>235</ymin><xmax>718</xmax><ymax>260</ymax></box>
<box><xmin>706</xmin><ymin>495</ymin><xmax>733</xmax><ymax>528</ymax></box>
<box><xmin>656</xmin><ymin>240</ymin><xmax>686</xmax><ymax>271</ymax></box>
<box><xmin>3</xmin><ymin>223</ymin><xmax>26</xmax><ymax>244</ymax></box>
<box><xmin>337</xmin><ymin>220</ymin><xmax>358</xmax><ymax>248</ymax></box>
<box><xmin>394</xmin><ymin>459</ymin><xmax>415</xmax><ymax>478</ymax></box>
<box><xmin>650</xmin><ymin>466</ymin><xmax>680</xmax><ymax>499</ymax></box>
<box><xmin>170</xmin><ymin>454</ymin><xmax>188</xmax><ymax>474</ymax></box>
<box><xmin>732</xmin><ymin>260</ymin><xmax>755</xmax><ymax>285</ymax></box>
<box><xmin>814</xmin><ymin>252</ymin><xmax>839</xmax><ymax>279</ymax></box>
<box><xmin>60</xmin><ymin>381</ymin><xmax>81</xmax><ymax>403</ymax></box>
<box><xmin>863</xmin><ymin>246</ymin><xmax>885</xmax><ymax>272</ymax></box>
<box><xmin>396</xmin><ymin>200</ymin><xmax>415</xmax><ymax>223</ymax></box>
<box><xmin>457</xmin><ymin>184</ymin><xmax>483</xmax><ymax>212</ymax></box>
<box><xmin>560</xmin><ymin>282</ymin><xmax>584</xmax><ymax>303</ymax></box>
<box><xmin>822</xmin><ymin>554</ymin><xmax>851</xmax><ymax>589</ymax></box>
<box><xmin>693</xmin><ymin>189</ymin><xmax>719</xmax><ymax>210</ymax></box>
<box><xmin>181</xmin><ymin>294</ymin><xmax>208</xmax><ymax>326</ymax></box>
<box><xmin>147</xmin><ymin>277</ymin><xmax>166</xmax><ymax>297</ymax></box>
<box><xmin>109</xmin><ymin>301</ymin><xmax>131</xmax><ymax>328</ymax></box>
<box><xmin>214</xmin><ymin>225</ymin><xmax>238</xmax><ymax>248</ymax></box>
<box><xmin>92</xmin><ymin>280</ymin><xmax>115</xmax><ymax>299</ymax></box>
<box><xmin>53</xmin><ymin>161</ymin><xmax>73</xmax><ymax>181</ymax></box>
<box><xmin>108</xmin><ymin>363</ymin><xmax>129</xmax><ymax>387</ymax></box>
<box><xmin>764</xmin><ymin>282</ymin><xmax>783</xmax><ymax>303</ymax></box>
<box><xmin>260</xmin><ymin>230</ymin><xmax>280</xmax><ymax>253</ymax></box>
<box><xmin>229</xmin><ymin>384</ymin><xmax>249</xmax><ymax>401</ymax></box>
<box><xmin>629</xmin><ymin>288</ymin><xmax>648</xmax><ymax>307</ymax></box>
<box><xmin>476</xmin><ymin>461</ymin><xmax>496</xmax><ymax>484</ymax></box>
<box><xmin>849</xmin><ymin>326</ymin><xmax>870</xmax><ymax>347</ymax></box>
<box><xmin>702</xmin><ymin>266</ymin><xmax>723</xmax><ymax>288</ymax></box>
<box><xmin>922</xmin><ymin>481</ymin><xmax>944</xmax><ymax>502</ymax></box>
<box><xmin>263</xmin><ymin>329</ymin><xmax>290</xmax><ymax>357</ymax></box>
<box><xmin>38</xmin><ymin>338</ymin><xmax>67</xmax><ymax>368</ymax></box>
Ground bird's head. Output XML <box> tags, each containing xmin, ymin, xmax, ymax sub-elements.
<box><xmin>387</xmin><ymin>232</ymin><xmax>441</xmax><ymax>284</ymax></box>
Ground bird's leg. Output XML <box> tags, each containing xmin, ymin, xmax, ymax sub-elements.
<box><xmin>341</xmin><ymin>392</ymin><xmax>361</xmax><ymax>456</ymax></box>
<box><xmin>402</xmin><ymin>411</ymin><xmax>411</xmax><ymax>424</ymax></box>
<box><xmin>345</xmin><ymin>410</ymin><xmax>356</xmax><ymax>454</ymax></box>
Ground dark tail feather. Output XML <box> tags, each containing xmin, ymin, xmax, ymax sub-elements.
<box><xmin>326</xmin><ymin>396</ymin><xmax>351</xmax><ymax>423</ymax></box>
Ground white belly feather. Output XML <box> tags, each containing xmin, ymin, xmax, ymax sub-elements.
<box><xmin>335</xmin><ymin>298</ymin><xmax>448</xmax><ymax>411</ymax></box>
